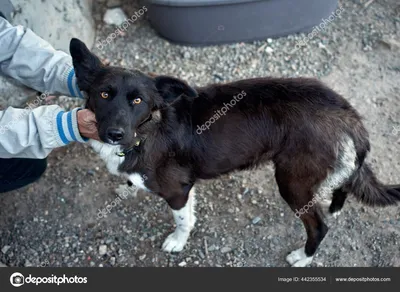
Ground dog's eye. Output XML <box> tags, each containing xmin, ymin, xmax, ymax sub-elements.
<box><xmin>133</xmin><ymin>97</ymin><xmax>142</xmax><ymax>104</ymax></box>
<box><xmin>100</xmin><ymin>92</ymin><xmax>109</xmax><ymax>99</ymax></box>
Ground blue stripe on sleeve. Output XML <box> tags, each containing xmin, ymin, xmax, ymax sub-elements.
<box><xmin>67</xmin><ymin>111</ymin><xmax>77</xmax><ymax>141</ymax></box>
<box><xmin>67</xmin><ymin>69</ymin><xmax>77</xmax><ymax>97</ymax></box>
<box><xmin>56</xmin><ymin>111</ymin><xmax>69</xmax><ymax>144</ymax></box>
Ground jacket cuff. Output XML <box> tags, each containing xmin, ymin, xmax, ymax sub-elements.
<box><xmin>53</xmin><ymin>108</ymin><xmax>88</xmax><ymax>145</ymax></box>
<box><xmin>61</xmin><ymin>66</ymin><xmax>85</xmax><ymax>99</ymax></box>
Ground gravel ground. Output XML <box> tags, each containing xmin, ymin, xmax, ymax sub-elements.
<box><xmin>1</xmin><ymin>0</ymin><xmax>399</xmax><ymax>267</ymax></box>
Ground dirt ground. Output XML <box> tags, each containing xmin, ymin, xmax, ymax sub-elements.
<box><xmin>0</xmin><ymin>0</ymin><xmax>399</xmax><ymax>267</ymax></box>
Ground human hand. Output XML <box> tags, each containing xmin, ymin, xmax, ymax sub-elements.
<box><xmin>77</xmin><ymin>109</ymin><xmax>100</xmax><ymax>141</ymax></box>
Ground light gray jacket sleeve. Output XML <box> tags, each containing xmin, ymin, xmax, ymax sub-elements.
<box><xmin>0</xmin><ymin>106</ymin><xmax>87</xmax><ymax>159</ymax></box>
<box><xmin>0</xmin><ymin>17</ymin><xmax>87</xmax><ymax>159</ymax></box>
<box><xmin>0</xmin><ymin>17</ymin><xmax>83</xmax><ymax>97</ymax></box>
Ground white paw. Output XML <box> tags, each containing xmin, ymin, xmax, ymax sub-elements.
<box><xmin>162</xmin><ymin>231</ymin><xmax>189</xmax><ymax>253</ymax></box>
<box><xmin>292</xmin><ymin>257</ymin><xmax>314</xmax><ymax>267</ymax></box>
<box><xmin>286</xmin><ymin>248</ymin><xmax>314</xmax><ymax>267</ymax></box>
<box><xmin>115</xmin><ymin>184</ymin><xmax>137</xmax><ymax>198</ymax></box>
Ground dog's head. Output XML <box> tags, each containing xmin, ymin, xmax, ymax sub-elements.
<box><xmin>69</xmin><ymin>38</ymin><xmax>197</xmax><ymax>147</ymax></box>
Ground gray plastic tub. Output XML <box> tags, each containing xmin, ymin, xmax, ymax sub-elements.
<box><xmin>147</xmin><ymin>0</ymin><xmax>339</xmax><ymax>45</ymax></box>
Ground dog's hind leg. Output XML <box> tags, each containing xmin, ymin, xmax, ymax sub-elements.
<box><xmin>317</xmin><ymin>136</ymin><xmax>357</xmax><ymax>218</ymax></box>
<box><xmin>328</xmin><ymin>188</ymin><xmax>348</xmax><ymax>218</ymax></box>
<box><xmin>287</xmin><ymin>210</ymin><xmax>328</xmax><ymax>267</ymax></box>
<box><xmin>319</xmin><ymin>188</ymin><xmax>347</xmax><ymax>218</ymax></box>
<box><xmin>275</xmin><ymin>166</ymin><xmax>328</xmax><ymax>267</ymax></box>
<box><xmin>161</xmin><ymin>185</ymin><xmax>197</xmax><ymax>253</ymax></box>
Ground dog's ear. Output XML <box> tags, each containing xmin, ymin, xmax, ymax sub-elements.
<box><xmin>69</xmin><ymin>38</ymin><xmax>102</xmax><ymax>91</ymax></box>
<box><xmin>154</xmin><ymin>76</ymin><xmax>197</xmax><ymax>103</ymax></box>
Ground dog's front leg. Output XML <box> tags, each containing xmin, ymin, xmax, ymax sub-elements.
<box><xmin>161</xmin><ymin>186</ymin><xmax>196</xmax><ymax>253</ymax></box>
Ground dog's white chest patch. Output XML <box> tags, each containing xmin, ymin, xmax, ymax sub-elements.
<box><xmin>89</xmin><ymin>141</ymin><xmax>149</xmax><ymax>192</ymax></box>
<box><xmin>89</xmin><ymin>140</ymin><xmax>124</xmax><ymax>175</ymax></box>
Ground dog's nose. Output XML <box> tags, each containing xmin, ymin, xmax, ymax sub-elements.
<box><xmin>107</xmin><ymin>128</ymin><xmax>125</xmax><ymax>142</ymax></box>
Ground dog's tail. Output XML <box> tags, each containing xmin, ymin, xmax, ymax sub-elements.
<box><xmin>343</xmin><ymin>163</ymin><xmax>400</xmax><ymax>206</ymax></box>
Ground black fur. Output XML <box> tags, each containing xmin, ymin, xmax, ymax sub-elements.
<box><xmin>70</xmin><ymin>38</ymin><xmax>400</xmax><ymax>263</ymax></box>
<box><xmin>342</xmin><ymin>164</ymin><xmax>400</xmax><ymax>206</ymax></box>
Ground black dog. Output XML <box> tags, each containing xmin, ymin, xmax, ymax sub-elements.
<box><xmin>70</xmin><ymin>38</ymin><xmax>400</xmax><ymax>267</ymax></box>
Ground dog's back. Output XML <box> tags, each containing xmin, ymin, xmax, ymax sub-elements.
<box><xmin>189</xmin><ymin>78</ymin><xmax>369</xmax><ymax>179</ymax></box>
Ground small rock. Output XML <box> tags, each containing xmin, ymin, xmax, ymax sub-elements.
<box><xmin>24</xmin><ymin>260</ymin><xmax>33</xmax><ymax>267</ymax></box>
<box><xmin>265</xmin><ymin>47</ymin><xmax>274</xmax><ymax>54</ymax></box>
<box><xmin>0</xmin><ymin>262</ymin><xmax>7</xmax><ymax>267</ymax></box>
<box><xmin>379</xmin><ymin>38</ymin><xmax>400</xmax><ymax>51</ymax></box>
<box><xmin>99</xmin><ymin>245</ymin><xmax>107</xmax><ymax>256</ymax></box>
<box><xmin>90</xmin><ymin>261</ymin><xmax>95</xmax><ymax>267</ymax></box>
<box><xmin>221</xmin><ymin>246</ymin><xmax>232</xmax><ymax>253</ymax></box>
<box><xmin>252</xmin><ymin>217</ymin><xmax>262</xmax><ymax>225</ymax></box>
<box><xmin>110</xmin><ymin>257</ymin><xmax>116</xmax><ymax>265</ymax></box>
<box><xmin>178</xmin><ymin>261</ymin><xmax>187</xmax><ymax>267</ymax></box>
<box><xmin>208</xmin><ymin>245</ymin><xmax>218</xmax><ymax>252</ymax></box>
<box><xmin>139</xmin><ymin>254</ymin><xmax>146</xmax><ymax>261</ymax></box>
<box><xmin>1</xmin><ymin>245</ymin><xmax>11</xmax><ymax>254</ymax></box>
<box><xmin>213</xmin><ymin>74</ymin><xmax>224</xmax><ymax>81</ymax></box>
<box><xmin>103</xmin><ymin>8</ymin><xmax>127</xmax><ymax>26</ymax></box>
<box><xmin>267</xmin><ymin>38</ymin><xmax>273</xmax><ymax>43</ymax></box>
<box><xmin>183</xmin><ymin>51</ymin><xmax>191</xmax><ymax>59</ymax></box>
